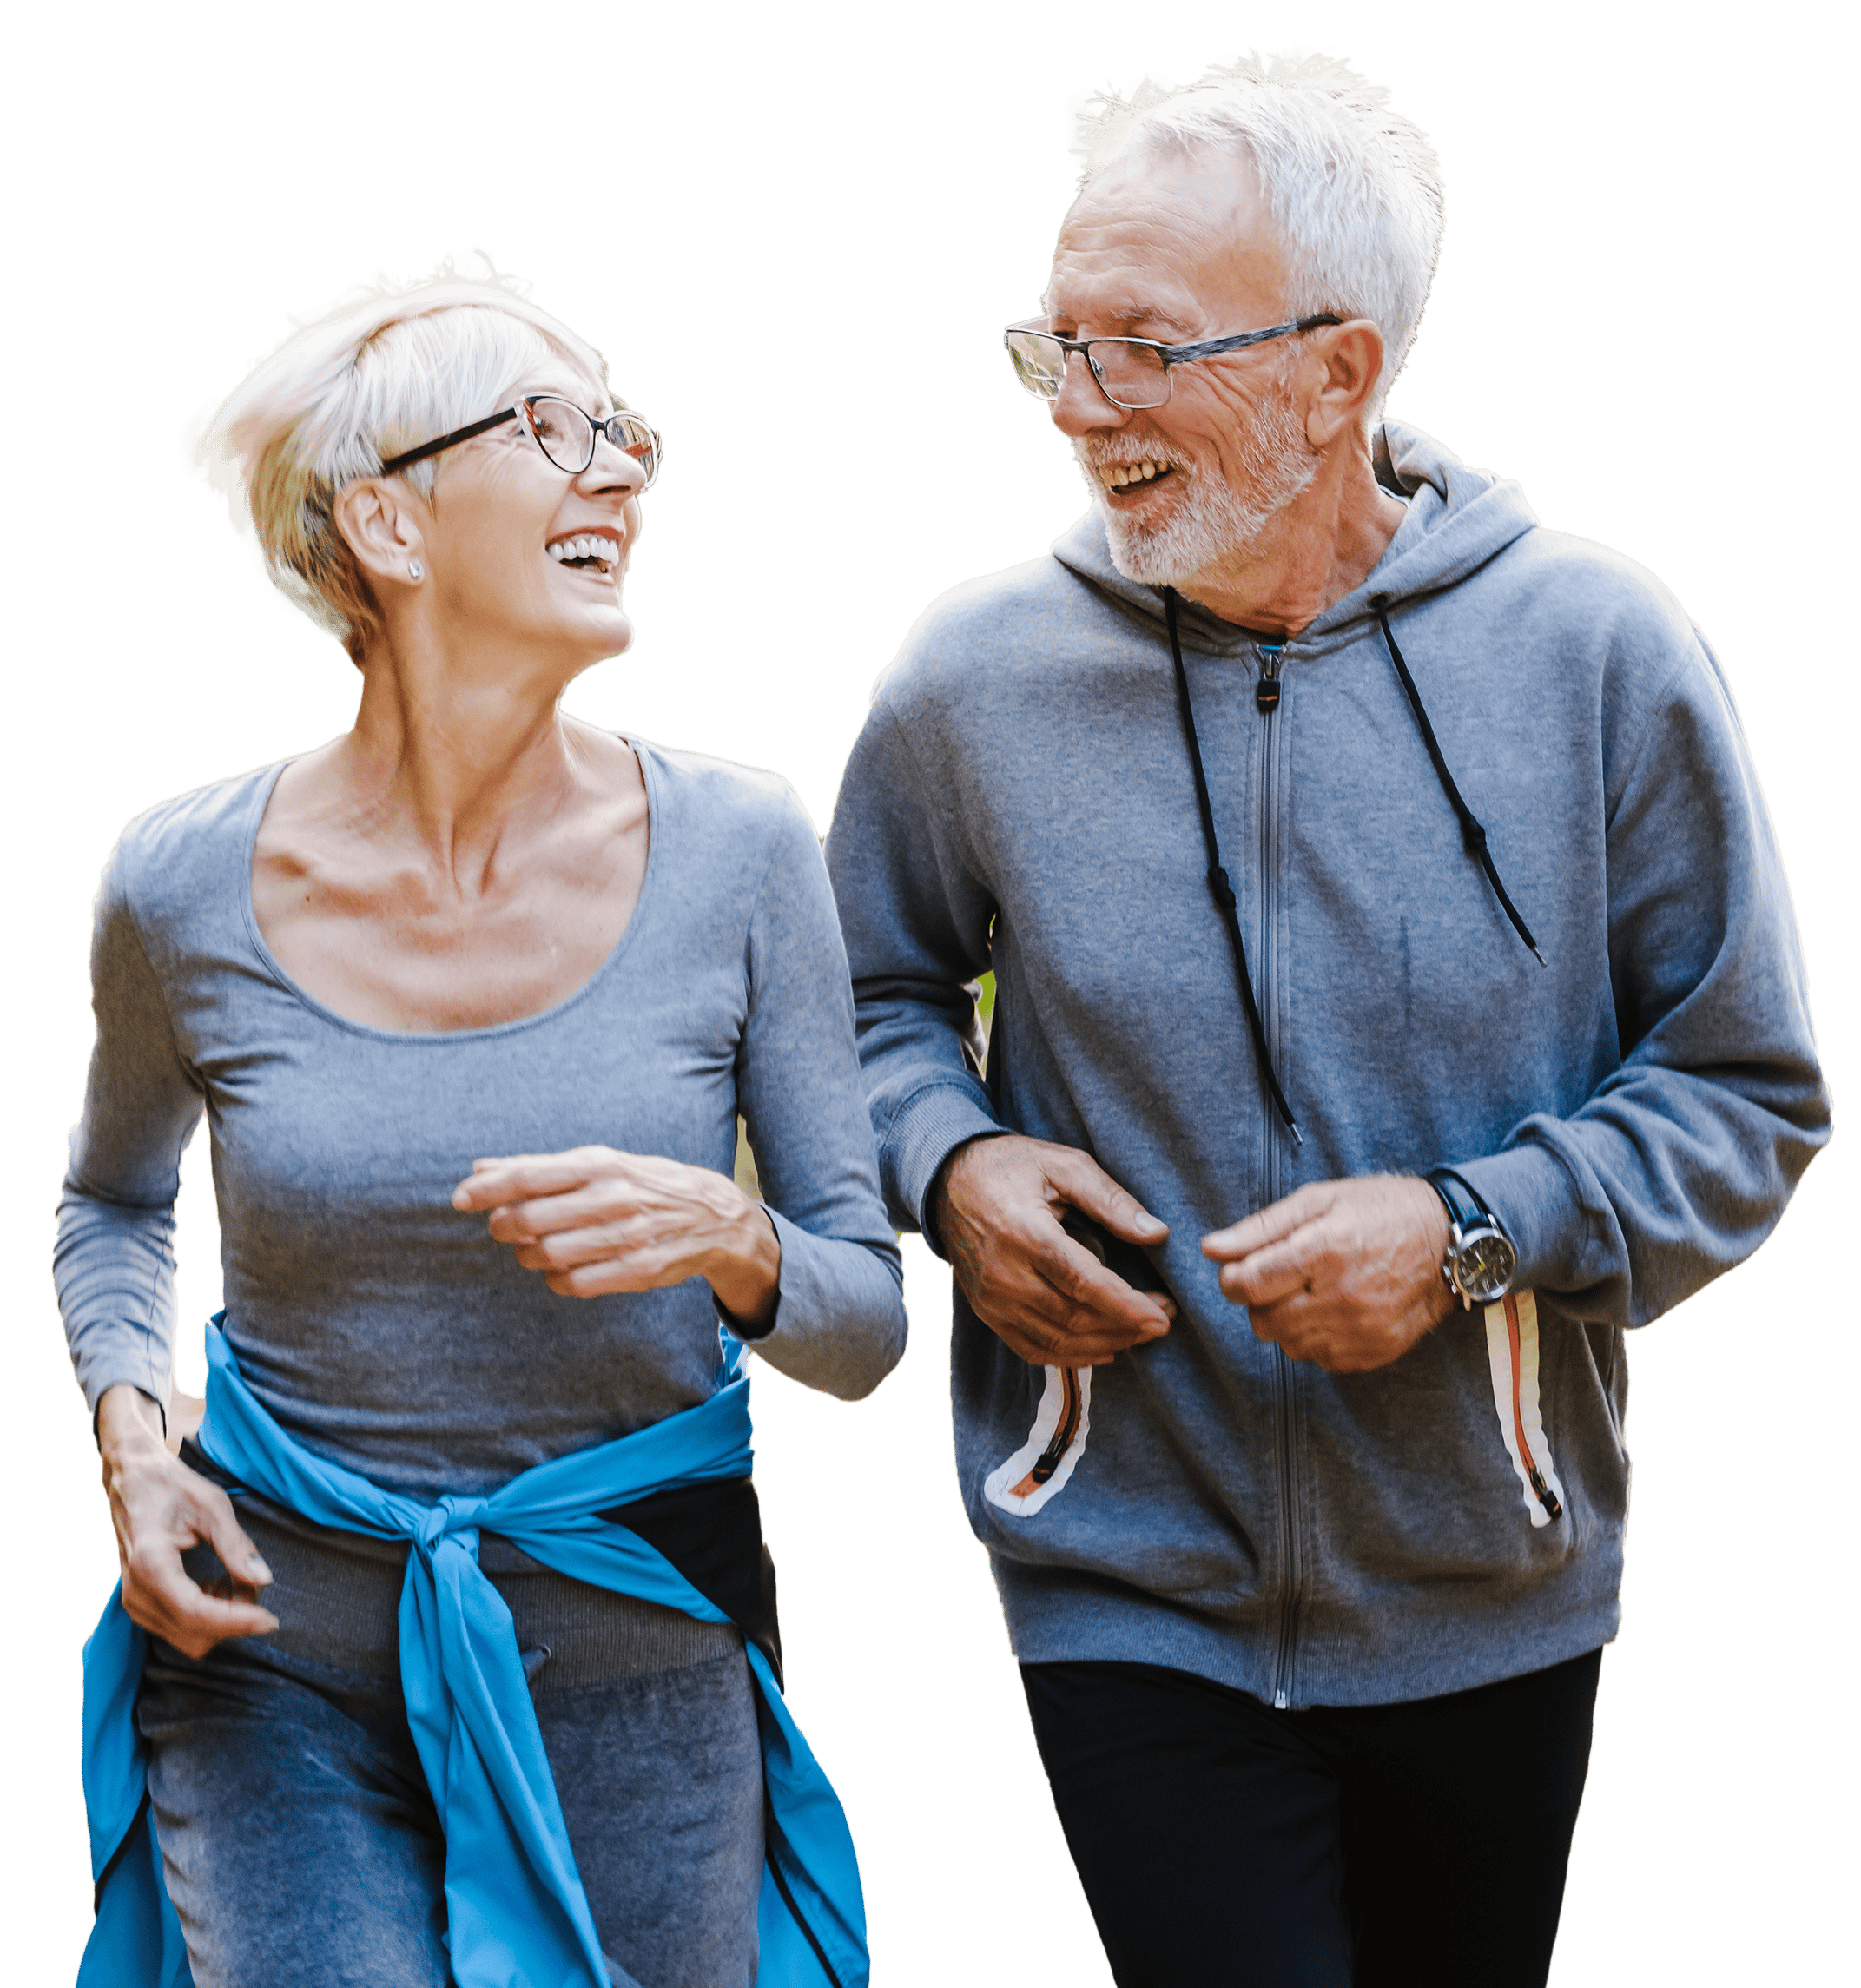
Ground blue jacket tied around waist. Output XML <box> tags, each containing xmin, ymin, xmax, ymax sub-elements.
<box><xmin>80</xmin><ymin>1322</ymin><xmax>867</xmax><ymax>1988</ymax></box>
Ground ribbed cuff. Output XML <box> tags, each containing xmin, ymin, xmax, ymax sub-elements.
<box><xmin>1452</xmin><ymin>1139</ymin><xmax>1600</xmax><ymax>1298</ymax></box>
<box><xmin>883</xmin><ymin>1081</ymin><xmax>1006</xmax><ymax>1240</ymax></box>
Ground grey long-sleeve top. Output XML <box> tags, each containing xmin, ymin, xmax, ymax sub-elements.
<box><xmin>56</xmin><ymin>742</ymin><xmax>906</xmax><ymax>1499</ymax></box>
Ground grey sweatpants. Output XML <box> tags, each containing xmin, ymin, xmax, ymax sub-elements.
<box><xmin>139</xmin><ymin>1495</ymin><xmax>765</xmax><ymax>1988</ymax></box>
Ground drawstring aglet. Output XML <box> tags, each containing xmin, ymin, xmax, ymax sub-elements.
<box><xmin>1529</xmin><ymin>943</ymin><xmax>1548</xmax><ymax>968</ymax></box>
<box><xmin>1286</xmin><ymin>1119</ymin><xmax>1304</xmax><ymax>1148</ymax></box>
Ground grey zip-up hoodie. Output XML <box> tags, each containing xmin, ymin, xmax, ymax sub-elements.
<box><xmin>823</xmin><ymin>422</ymin><xmax>1830</xmax><ymax>1707</ymax></box>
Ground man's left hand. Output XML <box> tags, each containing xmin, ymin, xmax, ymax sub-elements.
<box><xmin>1202</xmin><ymin>1175</ymin><xmax>1455</xmax><ymax>1373</ymax></box>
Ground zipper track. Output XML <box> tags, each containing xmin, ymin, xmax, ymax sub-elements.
<box><xmin>1504</xmin><ymin>1301</ymin><xmax>1563</xmax><ymax>1519</ymax></box>
<box><xmin>1030</xmin><ymin>1369</ymin><xmax>1083</xmax><ymax>1486</ymax></box>
<box><xmin>1258</xmin><ymin>644</ymin><xmax>1302</xmax><ymax>1711</ymax></box>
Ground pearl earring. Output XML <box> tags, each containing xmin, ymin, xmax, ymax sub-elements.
<box><xmin>407</xmin><ymin>559</ymin><xmax>424</xmax><ymax>581</ymax></box>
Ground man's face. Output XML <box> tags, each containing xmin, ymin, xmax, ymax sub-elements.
<box><xmin>1044</xmin><ymin>149</ymin><xmax>1318</xmax><ymax>585</ymax></box>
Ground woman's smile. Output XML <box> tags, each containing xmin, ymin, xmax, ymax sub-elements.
<box><xmin>544</xmin><ymin>526</ymin><xmax>624</xmax><ymax>578</ymax></box>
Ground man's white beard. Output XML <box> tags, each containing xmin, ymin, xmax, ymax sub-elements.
<box><xmin>1079</xmin><ymin>367</ymin><xmax>1318</xmax><ymax>586</ymax></box>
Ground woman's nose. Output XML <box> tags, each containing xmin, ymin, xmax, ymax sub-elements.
<box><xmin>584</xmin><ymin>436</ymin><xmax>648</xmax><ymax>495</ymax></box>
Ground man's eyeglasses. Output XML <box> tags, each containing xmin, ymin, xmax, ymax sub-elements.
<box><xmin>1003</xmin><ymin>314</ymin><xmax>1343</xmax><ymax>411</ymax></box>
<box><xmin>378</xmin><ymin>396</ymin><xmax>663</xmax><ymax>486</ymax></box>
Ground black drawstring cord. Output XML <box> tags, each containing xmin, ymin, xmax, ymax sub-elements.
<box><xmin>1370</xmin><ymin>594</ymin><xmax>1547</xmax><ymax>967</ymax></box>
<box><xmin>1162</xmin><ymin>588</ymin><xmax>1302</xmax><ymax>1144</ymax></box>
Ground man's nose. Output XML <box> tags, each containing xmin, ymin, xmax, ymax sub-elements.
<box><xmin>1050</xmin><ymin>350</ymin><xmax>1131</xmax><ymax>439</ymax></box>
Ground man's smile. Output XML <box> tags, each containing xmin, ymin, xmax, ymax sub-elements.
<box><xmin>1096</xmin><ymin>459</ymin><xmax>1177</xmax><ymax>502</ymax></box>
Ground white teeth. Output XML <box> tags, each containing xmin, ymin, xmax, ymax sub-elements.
<box><xmin>548</xmin><ymin>533</ymin><xmax>618</xmax><ymax>565</ymax></box>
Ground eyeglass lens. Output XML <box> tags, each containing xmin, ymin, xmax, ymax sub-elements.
<box><xmin>1005</xmin><ymin>330</ymin><xmax>1170</xmax><ymax>410</ymax></box>
<box><xmin>525</xmin><ymin>398</ymin><xmax>662</xmax><ymax>486</ymax></box>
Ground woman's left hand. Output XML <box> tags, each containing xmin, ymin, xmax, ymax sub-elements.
<box><xmin>454</xmin><ymin>1146</ymin><xmax>782</xmax><ymax>1331</ymax></box>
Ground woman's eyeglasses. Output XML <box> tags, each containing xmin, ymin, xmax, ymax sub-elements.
<box><xmin>378</xmin><ymin>397</ymin><xmax>663</xmax><ymax>487</ymax></box>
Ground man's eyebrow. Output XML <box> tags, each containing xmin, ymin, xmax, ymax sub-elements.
<box><xmin>1039</xmin><ymin>297</ymin><xmax>1198</xmax><ymax>337</ymax></box>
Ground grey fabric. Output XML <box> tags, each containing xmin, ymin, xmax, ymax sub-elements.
<box><xmin>56</xmin><ymin>741</ymin><xmax>907</xmax><ymax>1496</ymax></box>
<box><xmin>823</xmin><ymin>419</ymin><xmax>1831</xmax><ymax>1709</ymax></box>
<box><xmin>139</xmin><ymin>1606</ymin><xmax>764</xmax><ymax>1988</ymax></box>
<box><xmin>179</xmin><ymin>1483</ymin><xmax>747</xmax><ymax>1685</ymax></box>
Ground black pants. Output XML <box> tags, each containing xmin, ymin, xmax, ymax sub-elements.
<box><xmin>1020</xmin><ymin>1649</ymin><xmax>1601</xmax><ymax>1988</ymax></box>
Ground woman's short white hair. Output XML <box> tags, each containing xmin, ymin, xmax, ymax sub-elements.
<box><xmin>1074</xmin><ymin>54</ymin><xmax>1444</xmax><ymax>419</ymax></box>
<box><xmin>201</xmin><ymin>269</ymin><xmax>610</xmax><ymax>662</ymax></box>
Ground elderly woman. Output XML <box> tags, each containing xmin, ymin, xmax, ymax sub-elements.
<box><xmin>58</xmin><ymin>275</ymin><xmax>904</xmax><ymax>1988</ymax></box>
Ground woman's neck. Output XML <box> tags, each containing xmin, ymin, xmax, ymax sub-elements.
<box><xmin>335</xmin><ymin>629</ymin><xmax>593</xmax><ymax>880</ymax></box>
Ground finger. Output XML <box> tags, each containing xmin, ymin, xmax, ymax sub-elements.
<box><xmin>154</xmin><ymin>1589</ymin><xmax>281</xmax><ymax>1656</ymax></box>
<box><xmin>122</xmin><ymin>1547</ymin><xmax>278</xmax><ymax>1653</ymax></box>
<box><xmin>988</xmin><ymin>1319</ymin><xmax>1124</xmax><ymax>1369</ymax></box>
<box><xmin>544</xmin><ymin>1245</ymin><xmax>694</xmax><ymax>1298</ymax></box>
<box><xmin>487</xmin><ymin>1184</ymin><xmax>650</xmax><ymax>1244</ymax></box>
<box><xmin>452</xmin><ymin>1147</ymin><xmax>619</xmax><ymax>1211</ymax></box>
<box><xmin>1045</xmin><ymin>1151</ymin><xmax>1169</xmax><ymax>1245</ymax></box>
<box><xmin>1203</xmin><ymin>1180</ymin><xmax>1340</xmax><ymax>1261</ymax></box>
<box><xmin>513</xmin><ymin>1214</ymin><xmax>676</xmax><ymax>1271</ymax></box>
<box><xmin>986</xmin><ymin>1307</ymin><xmax>1159</xmax><ymax>1363</ymax></box>
<box><xmin>1032</xmin><ymin>1230</ymin><xmax>1173</xmax><ymax>1337</ymax></box>
<box><xmin>201</xmin><ymin>1489</ymin><xmax>272</xmax><ymax>1589</ymax></box>
<box><xmin>1215</xmin><ymin>1222</ymin><xmax>1336</xmax><ymax>1308</ymax></box>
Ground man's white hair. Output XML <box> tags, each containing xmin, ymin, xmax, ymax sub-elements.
<box><xmin>201</xmin><ymin>268</ymin><xmax>610</xmax><ymax>663</ymax></box>
<box><xmin>1074</xmin><ymin>53</ymin><xmax>1444</xmax><ymax>418</ymax></box>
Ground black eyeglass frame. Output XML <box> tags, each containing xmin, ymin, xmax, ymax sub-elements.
<box><xmin>377</xmin><ymin>396</ymin><xmax>663</xmax><ymax>485</ymax></box>
<box><xmin>1004</xmin><ymin>314</ymin><xmax>1346</xmax><ymax>410</ymax></box>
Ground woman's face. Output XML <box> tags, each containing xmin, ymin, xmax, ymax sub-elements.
<box><xmin>412</xmin><ymin>374</ymin><xmax>648</xmax><ymax>673</ymax></box>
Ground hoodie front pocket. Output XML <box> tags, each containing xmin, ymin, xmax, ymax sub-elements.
<box><xmin>1483</xmin><ymin>1291</ymin><xmax>1567</xmax><ymax>1528</ymax></box>
<box><xmin>983</xmin><ymin>1365</ymin><xmax>1092</xmax><ymax>1517</ymax></box>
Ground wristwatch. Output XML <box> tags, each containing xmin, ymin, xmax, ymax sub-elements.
<box><xmin>1424</xmin><ymin>1168</ymin><xmax>1517</xmax><ymax>1309</ymax></box>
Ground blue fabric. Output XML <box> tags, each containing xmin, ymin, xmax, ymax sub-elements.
<box><xmin>80</xmin><ymin>1322</ymin><xmax>867</xmax><ymax>1988</ymax></box>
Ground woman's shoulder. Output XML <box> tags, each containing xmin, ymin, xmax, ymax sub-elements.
<box><xmin>635</xmin><ymin>739</ymin><xmax>819</xmax><ymax>853</ymax></box>
<box><xmin>107</xmin><ymin>762</ymin><xmax>284</xmax><ymax>925</ymax></box>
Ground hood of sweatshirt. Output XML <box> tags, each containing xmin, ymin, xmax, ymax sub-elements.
<box><xmin>1048</xmin><ymin>419</ymin><xmax>1541</xmax><ymax>657</ymax></box>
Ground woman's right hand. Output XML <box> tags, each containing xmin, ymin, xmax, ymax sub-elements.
<box><xmin>96</xmin><ymin>1384</ymin><xmax>277</xmax><ymax>1659</ymax></box>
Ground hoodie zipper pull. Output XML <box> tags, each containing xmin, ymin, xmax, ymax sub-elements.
<box><xmin>1256</xmin><ymin>644</ymin><xmax>1284</xmax><ymax>714</ymax></box>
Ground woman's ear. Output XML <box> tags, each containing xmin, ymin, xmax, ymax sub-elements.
<box><xmin>333</xmin><ymin>479</ymin><xmax>427</xmax><ymax>587</ymax></box>
<box><xmin>1304</xmin><ymin>319</ymin><xmax>1387</xmax><ymax>452</ymax></box>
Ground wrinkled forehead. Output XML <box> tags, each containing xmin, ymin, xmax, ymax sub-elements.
<box><xmin>1045</xmin><ymin>149</ymin><xmax>1285</xmax><ymax>330</ymax></box>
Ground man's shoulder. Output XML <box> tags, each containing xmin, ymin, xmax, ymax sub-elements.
<box><xmin>1489</xmin><ymin>525</ymin><xmax>1700</xmax><ymax>657</ymax></box>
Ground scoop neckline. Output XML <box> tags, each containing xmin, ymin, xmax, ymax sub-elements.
<box><xmin>237</xmin><ymin>736</ymin><xmax>662</xmax><ymax>1045</ymax></box>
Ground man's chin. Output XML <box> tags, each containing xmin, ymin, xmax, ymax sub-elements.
<box><xmin>1100</xmin><ymin>505</ymin><xmax>1202</xmax><ymax>587</ymax></box>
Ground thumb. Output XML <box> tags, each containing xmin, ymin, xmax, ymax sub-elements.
<box><xmin>201</xmin><ymin>1488</ymin><xmax>272</xmax><ymax>1591</ymax></box>
<box><xmin>1045</xmin><ymin>1148</ymin><xmax>1168</xmax><ymax>1245</ymax></box>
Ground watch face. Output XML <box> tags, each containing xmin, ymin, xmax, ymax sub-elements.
<box><xmin>1455</xmin><ymin>1227</ymin><xmax>1516</xmax><ymax>1303</ymax></box>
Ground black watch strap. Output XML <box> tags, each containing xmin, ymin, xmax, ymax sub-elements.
<box><xmin>1425</xmin><ymin>1166</ymin><xmax>1495</xmax><ymax>1236</ymax></box>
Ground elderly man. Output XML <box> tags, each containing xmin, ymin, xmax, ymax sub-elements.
<box><xmin>825</xmin><ymin>56</ymin><xmax>1828</xmax><ymax>1988</ymax></box>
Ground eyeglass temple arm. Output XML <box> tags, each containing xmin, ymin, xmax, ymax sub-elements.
<box><xmin>378</xmin><ymin>407</ymin><xmax>519</xmax><ymax>476</ymax></box>
<box><xmin>1161</xmin><ymin>314</ymin><xmax>1345</xmax><ymax>368</ymax></box>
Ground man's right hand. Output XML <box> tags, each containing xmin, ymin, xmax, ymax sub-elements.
<box><xmin>929</xmin><ymin>1134</ymin><xmax>1175</xmax><ymax>1367</ymax></box>
<box><xmin>96</xmin><ymin>1384</ymin><xmax>277</xmax><ymax>1660</ymax></box>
